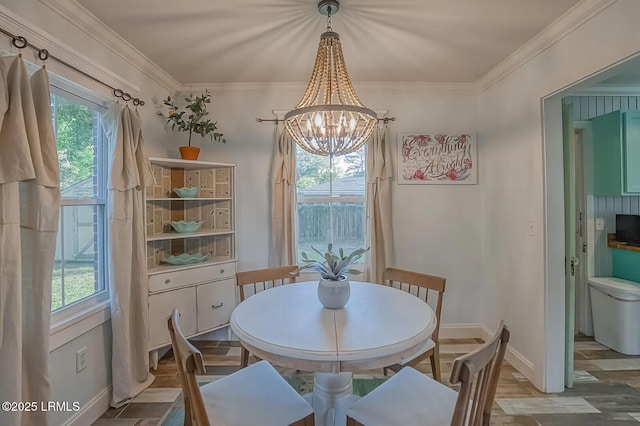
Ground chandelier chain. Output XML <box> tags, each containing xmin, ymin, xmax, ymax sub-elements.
<box><xmin>327</xmin><ymin>6</ymin><xmax>332</xmax><ymax>31</ymax></box>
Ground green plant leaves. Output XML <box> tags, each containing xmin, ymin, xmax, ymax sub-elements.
<box><xmin>161</xmin><ymin>89</ymin><xmax>226</xmax><ymax>144</ymax></box>
<box><xmin>295</xmin><ymin>245</ymin><xmax>370</xmax><ymax>280</ymax></box>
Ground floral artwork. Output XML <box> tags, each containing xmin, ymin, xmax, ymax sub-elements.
<box><xmin>398</xmin><ymin>133</ymin><xmax>477</xmax><ymax>184</ymax></box>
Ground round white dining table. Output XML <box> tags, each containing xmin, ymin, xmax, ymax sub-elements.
<box><xmin>230</xmin><ymin>280</ymin><xmax>437</xmax><ymax>426</ymax></box>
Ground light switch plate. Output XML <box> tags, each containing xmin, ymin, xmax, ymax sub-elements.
<box><xmin>595</xmin><ymin>218</ymin><xmax>605</xmax><ymax>231</ymax></box>
<box><xmin>76</xmin><ymin>347</ymin><xmax>87</xmax><ymax>373</ymax></box>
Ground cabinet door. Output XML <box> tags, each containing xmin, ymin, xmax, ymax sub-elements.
<box><xmin>624</xmin><ymin>111</ymin><xmax>640</xmax><ymax>193</ymax></box>
<box><xmin>592</xmin><ymin>110</ymin><xmax>623</xmax><ymax>195</ymax></box>
<box><xmin>149</xmin><ymin>287</ymin><xmax>196</xmax><ymax>348</ymax></box>
<box><xmin>196</xmin><ymin>278</ymin><xmax>236</xmax><ymax>332</ymax></box>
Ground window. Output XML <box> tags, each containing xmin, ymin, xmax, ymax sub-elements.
<box><xmin>296</xmin><ymin>147</ymin><xmax>366</xmax><ymax>267</ymax></box>
<box><xmin>51</xmin><ymin>89</ymin><xmax>108</xmax><ymax>316</ymax></box>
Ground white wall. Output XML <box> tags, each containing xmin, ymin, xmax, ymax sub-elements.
<box><xmin>478</xmin><ymin>0</ymin><xmax>640</xmax><ymax>391</ymax></box>
<box><xmin>48</xmin><ymin>322</ymin><xmax>111</xmax><ymax>426</ymax></box>
<box><xmin>197</xmin><ymin>86</ymin><xmax>482</xmax><ymax>326</ymax></box>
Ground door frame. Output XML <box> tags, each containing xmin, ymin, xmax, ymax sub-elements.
<box><xmin>574</xmin><ymin>121</ymin><xmax>594</xmax><ymax>336</ymax></box>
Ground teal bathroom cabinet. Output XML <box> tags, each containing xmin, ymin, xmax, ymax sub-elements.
<box><xmin>592</xmin><ymin>110</ymin><xmax>640</xmax><ymax>195</ymax></box>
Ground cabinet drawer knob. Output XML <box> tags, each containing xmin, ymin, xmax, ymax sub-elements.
<box><xmin>164</xmin><ymin>279</ymin><xmax>171</xmax><ymax>284</ymax></box>
<box><xmin>211</xmin><ymin>302</ymin><xmax>224</xmax><ymax>309</ymax></box>
<box><xmin>219</xmin><ymin>269</ymin><xmax>224</xmax><ymax>274</ymax></box>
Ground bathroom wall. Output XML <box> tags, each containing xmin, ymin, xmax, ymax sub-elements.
<box><xmin>562</xmin><ymin>96</ymin><xmax>640</xmax><ymax>277</ymax></box>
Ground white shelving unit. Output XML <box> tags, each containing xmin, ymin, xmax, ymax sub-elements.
<box><xmin>145</xmin><ymin>157</ymin><xmax>237</xmax><ymax>369</ymax></box>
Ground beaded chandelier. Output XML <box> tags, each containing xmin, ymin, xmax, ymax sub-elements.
<box><xmin>284</xmin><ymin>0</ymin><xmax>377</xmax><ymax>157</ymax></box>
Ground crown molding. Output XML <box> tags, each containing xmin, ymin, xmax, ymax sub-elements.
<box><xmin>0</xmin><ymin>4</ymin><xmax>139</xmax><ymax>96</ymax></box>
<box><xmin>357</xmin><ymin>82</ymin><xmax>480</xmax><ymax>95</ymax></box>
<box><xmin>38</xmin><ymin>0</ymin><xmax>180</xmax><ymax>93</ymax></box>
<box><xmin>181</xmin><ymin>81</ymin><xmax>480</xmax><ymax>96</ymax></box>
<box><xmin>476</xmin><ymin>0</ymin><xmax>617</xmax><ymax>93</ymax></box>
<box><xmin>180</xmin><ymin>82</ymin><xmax>308</xmax><ymax>97</ymax></box>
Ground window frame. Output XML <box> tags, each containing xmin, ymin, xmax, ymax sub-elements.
<box><xmin>48</xmin><ymin>83</ymin><xmax>111</xmax><ymax>343</ymax></box>
<box><xmin>295</xmin><ymin>146</ymin><xmax>367</xmax><ymax>276</ymax></box>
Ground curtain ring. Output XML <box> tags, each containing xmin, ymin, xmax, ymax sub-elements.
<box><xmin>121</xmin><ymin>92</ymin><xmax>132</xmax><ymax>102</ymax></box>
<box><xmin>38</xmin><ymin>49</ymin><xmax>49</xmax><ymax>61</ymax></box>
<box><xmin>113</xmin><ymin>88</ymin><xmax>123</xmax><ymax>98</ymax></box>
<box><xmin>11</xmin><ymin>36</ymin><xmax>27</xmax><ymax>49</ymax></box>
<box><xmin>132</xmin><ymin>98</ymin><xmax>140</xmax><ymax>106</ymax></box>
<box><xmin>139</xmin><ymin>100</ymin><xmax>145</xmax><ymax>106</ymax></box>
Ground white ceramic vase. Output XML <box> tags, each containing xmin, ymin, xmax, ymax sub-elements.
<box><xmin>317</xmin><ymin>277</ymin><xmax>350</xmax><ymax>309</ymax></box>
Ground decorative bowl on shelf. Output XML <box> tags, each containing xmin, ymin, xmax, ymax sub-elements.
<box><xmin>174</xmin><ymin>187</ymin><xmax>199</xmax><ymax>198</ymax></box>
<box><xmin>170</xmin><ymin>220</ymin><xmax>203</xmax><ymax>233</ymax></box>
<box><xmin>162</xmin><ymin>253</ymin><xmax>210</xmax><ymax>265</ymax></box>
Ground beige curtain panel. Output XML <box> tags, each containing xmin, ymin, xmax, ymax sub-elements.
<box><xmin>270</xmin><ymin>126</ymin><xmax>297</xmax><ymax>267</ymax></box>
<box><xmin>0</xmin><ymin>56</ymin><xmax>60</xmax><ymax>426</ymax></box>
<box><xmin>366</xmin><ymin>124</ymin><xmax>393</xmax><ymax>283</ymax></box>
<box><xmin>103</xmin><ymin>104</ymin><xmax>155</xmax><ymax>407</ymax></box>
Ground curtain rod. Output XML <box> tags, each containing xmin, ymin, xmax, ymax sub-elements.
<box><xmin>256</xmin><ymin>117</ymin><xmax>396</xmax><ymax>124</ymax></box>
<box><xmin>0</xmin><ymin>26</ymin><xmax>145</xmax><ymax>106</ymax></box>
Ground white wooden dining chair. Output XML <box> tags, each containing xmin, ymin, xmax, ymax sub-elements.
<box><xmin>168</xmin><ymin>309</ymin><xmax>315</xmax><ymax>426</ymax></box>
<box><xmin>236</xmin><ymin>265</ymin><xmax>299</xmax><ymax>367</ymax></box>
<box><xmin>381</xmin><ymin>267</ymin><xmax>446</xmax><ymax>381</ymax></box>
<box><xmin>346</xmin><ymin>321</ymin><xmax>510</xmax><ymax>426</ymax></box>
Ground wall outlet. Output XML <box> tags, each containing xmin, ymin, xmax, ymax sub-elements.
<box><xmin>76</xmin><ymin>347</ymin><xmax>87</xmax><ymax>373</ymax></box>
<box><xmin>595</xmin><ymin>218</ymin><xmax>605</xmax><ymax>231</ymax></box>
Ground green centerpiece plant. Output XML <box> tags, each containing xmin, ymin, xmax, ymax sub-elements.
<box><xmin>294</xmin><ymin>244</ymin><xmax>369</xmax><ymax>309</ymax></box>
<box><xmin>162</xmin><ymin>90</ymin><xmax>225</xmax><ymax>160</ymax></box>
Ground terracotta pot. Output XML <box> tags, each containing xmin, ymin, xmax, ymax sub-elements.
<box><xmin>179</xmin><ymin>146</ymin><xmax>200</xmax><ymax>160</ymax></box>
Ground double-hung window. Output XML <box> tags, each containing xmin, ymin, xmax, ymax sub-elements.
<box><xmin>295</xmin><ymin>146</ymin><xmax>366</xmax><ymax>270</ymax></box>
<box><xmin>51</xmin><ymin>87</ymin><xmax>109</xmax><ymax>320</ymax></box>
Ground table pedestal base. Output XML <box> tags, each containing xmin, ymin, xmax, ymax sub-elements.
<box><xmin>304</xmin><ymin>372</ymin><xmax>360</xmax><ymax>426</ymax></box>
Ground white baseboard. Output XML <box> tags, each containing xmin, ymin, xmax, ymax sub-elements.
<box><xmin>478</xmin><ymin>324</ymin><xmax>535</xmax><ymax>382</ymax></box>
<box><xmin>441</xmin><ymin>323</ymin><xmax>535</xmax><ymax>383</ymax></box>
<box><xmin>63</xmin><ymin>386</ymin><xmax>111</xmax><ymax>426</ymax></box>
<box><xmin>439</xmin><ymin>323</ymin><xmax>485</xmax><ymax>339</ymax></box>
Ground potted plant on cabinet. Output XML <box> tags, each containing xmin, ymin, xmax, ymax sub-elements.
<box><xmin>293</xmin><ymin>244</ymin><xmax>369</xmax><ymax>309</ymax></box>
<box><xmin>162</xmin><ymin>90</ymin><xmax>225</xmax><ymax>160</ymax></box>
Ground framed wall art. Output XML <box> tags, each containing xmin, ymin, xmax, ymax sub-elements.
<box><xmin>398</xmin><ymin>133</ymin><xmax>477</xmax><ymax>184</ymax></box>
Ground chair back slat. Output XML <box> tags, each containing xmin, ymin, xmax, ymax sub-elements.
<box><xmin>449</xmin><ymin>321</ymin><xmax>510</xmax><ymax>426</ymax></box>
<box><xmin>236</xmin><ymin>265</ymin><xmax>299</xmax><ymax>302</ymax></box>
<box><xmin>168</xmin><ymin>309</ymin><xmax>211</xmax><ymax>426</ymax></box>
<box><xmin>383</xmin><ymin>267</ymin><xmax>446</xmax><ymax>341</ymax></box>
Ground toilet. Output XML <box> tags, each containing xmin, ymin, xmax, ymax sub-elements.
<box><xmin>589</xmin><ymin>277</ymin><xmax>640</xmax><ymax>355</ymax></box>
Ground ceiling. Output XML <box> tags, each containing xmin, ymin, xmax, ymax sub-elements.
<box><xmin>77</xmin><ymin>0</ymin><xmax>581</xmax><ymax>85</ymax></box>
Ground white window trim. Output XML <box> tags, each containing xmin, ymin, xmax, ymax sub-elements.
<box><xmin>49</xmin><ymin>299</ymin><xmax>110</xmax><ymax>351</ymax></box>
<box><xmin>297</xmin><ymin>196</ymin><xmax>365</xmax><ymax>203</ymax></box>
<box><xmin>295</xmin><ymin>145</ymin><xmax>367</xmax><ymax>272</ymax></box>
<box><xmin>48</xmin><ymin>85</ymin><xmax>112</xmax><ymax>348</ymax></box>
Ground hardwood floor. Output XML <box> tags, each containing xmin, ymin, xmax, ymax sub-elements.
<box><xmin>94</xmin><ymin>335</ymin><xmax>640</xmax><ymax>425</ymax></box>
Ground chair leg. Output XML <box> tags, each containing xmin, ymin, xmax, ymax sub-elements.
<box><xmin>241</xmin><ymin>347</ymin><xmax>250</xmax><ymax>368</ymax></box>
<box><xmin>346</xmin><ymin>415</ymin><xmax>362</xmax><ymax>426</ymax></box>
<box><xmin>430</xmin><ymin>347</ymin><xmax>441</xmax><ymax>382</ymax></box>
<box><xmin>291</xmin><ymin>413</ymin><xmax>315</xmax><ymax>426</ymax></box>
<box><xmin>383</xmin><ymin>366</ymin><xmax>389</xmax><ymax>376</ymax></box>
<box><xmin>304</xmin><ymin>412</ymin><xmax>315</xmax><ymax>426</ymax></box>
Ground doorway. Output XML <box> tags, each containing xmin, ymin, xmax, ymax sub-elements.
<box><xmin>545</xmin><ymin>86</ymin><xmax>640</xmax><ymax>392</ymax></box>
<box><xmin>562</xmin><ymin>109</ymin><xmax>591</xmax><ymax>389</ymax></box>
